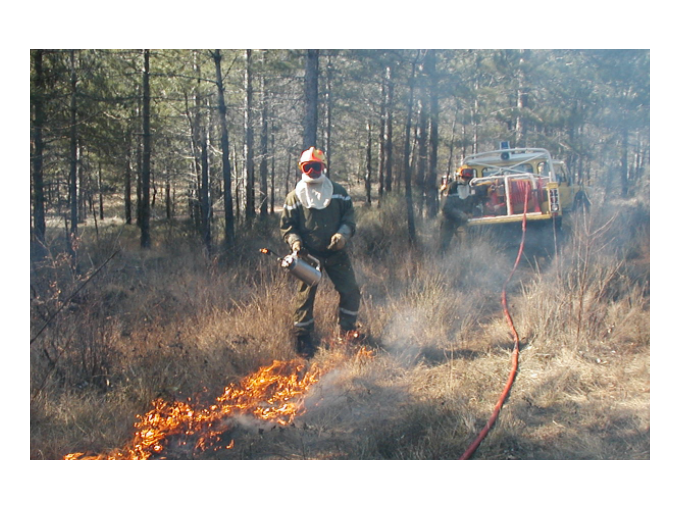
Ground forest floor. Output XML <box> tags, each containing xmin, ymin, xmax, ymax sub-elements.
<box><xmin>30</xmin><ymin>196</ymin><xmax>650</xmax><ymax>464</ymax></box>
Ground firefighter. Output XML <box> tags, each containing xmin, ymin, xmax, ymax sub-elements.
<box><xmin>439</xmin><ymin>166</ymin><xmax>475</xmax><ymax>251</ymax></box>
<box><xmin>280</xmin><ymin>147</ymin><xmax>361</xmax><ymax>358</ymax></box>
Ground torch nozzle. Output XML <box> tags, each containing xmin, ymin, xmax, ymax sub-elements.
<box><xmin>260</xmin><ymin>247</ymin><xmax>280</xmax><ymax>258</ymax></box>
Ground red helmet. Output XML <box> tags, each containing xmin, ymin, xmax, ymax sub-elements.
<box><xmin>298</xmin><ymin>147</ymin><xmax>327</xmax><ymax>178</ymax></box>
<box><xmin>459</xmin><ymin>167</ymin><xmax>474</xmax><ymax>181</ymax></box>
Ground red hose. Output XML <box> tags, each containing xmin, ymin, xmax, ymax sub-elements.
<box><xmin>459</xmin><ymin>183</ymin><xmax>530</xmax><ymax>460</ymax></box>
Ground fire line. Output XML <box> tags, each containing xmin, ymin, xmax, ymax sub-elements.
<box><xmin>65</xmin><ymin>359</ymin><xmax>323</xmax><ymax>460</ymax></box>
<box><xmin>65</xmin><ymin>348</ymin><xmax>373</xmax><ymax>460</ymax></box>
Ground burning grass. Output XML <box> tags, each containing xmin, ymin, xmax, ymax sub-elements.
<box><xmin>30</xmin><ymin>198</ymin><xmax>650</xmax><ymax>460</ymax></box>
<box><xmin>64</xmin><ymin>358</ymin><xmax>325</xmax><ymax>459</ymax></box>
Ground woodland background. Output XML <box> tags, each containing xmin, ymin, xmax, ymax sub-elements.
<box><xmin>29</xmin><ymin>49</ymin><xmax>649</xmax><ymax>254</ymax></box>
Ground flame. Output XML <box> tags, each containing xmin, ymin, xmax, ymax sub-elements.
<box><xmin>215</xmin><ymin>359</ymin><xmax>322</xmax><ymax>426</ymax></box>
<box><xmin>65</xmin><ymin>359</ymin><xmax>325</xmax><ymax>460</ymax></box>
<box><xmin>64</xmin><ymin>346</ymin><xmax>375</xmax><ymax>460</ymax></box>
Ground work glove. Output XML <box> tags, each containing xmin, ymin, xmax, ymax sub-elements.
<box><xmin>291</xmin><ymin>240</ymin><xmax>302</xmax><ymax>253</ymax></box>
<box><xmin>327</xmin><ymin>233</ymin><xmax>347</xmax><ymax>251</ymax></box>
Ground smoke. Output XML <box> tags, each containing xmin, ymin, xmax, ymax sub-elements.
<box><xmin>226</xmin><ymin>413</ymin><xmax>274</xmax><ymax>433</ymax></box>
<box><xmin>296</xmin><ymin>348</ymin><xmax>414</xmax><ymax>445</ymax></box>
<box><xmin>380</xmin><ymin>307</ymin><xmax>431</xmax><ymax>366</ymax></box>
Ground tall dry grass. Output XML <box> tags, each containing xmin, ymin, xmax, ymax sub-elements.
<box><xmin>30</xmin><ymin>197</ymin><xmax>650</xmax><ymax>460</ymax></box>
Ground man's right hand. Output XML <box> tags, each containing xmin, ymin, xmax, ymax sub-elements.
<box><xmin>291</xmin><ymin>241</ymin><xmax>302</xmax><ymax>253</ymax></box>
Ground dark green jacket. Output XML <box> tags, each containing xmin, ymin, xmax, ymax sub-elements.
<box><xmin>280</xmin><ymin>180</ymin><xmax>355</xmax><ymax>255</ymax></box>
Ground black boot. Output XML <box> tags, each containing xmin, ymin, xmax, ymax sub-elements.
<box><xmin>295</xmin><ymin>333</ymin><xmax>317</xmax><ymax>359</ymax></box>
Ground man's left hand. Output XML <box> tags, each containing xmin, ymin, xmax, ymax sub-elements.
<box><xmin>328</xmin><ymin>233</ymin><xmax>347</xmax><ymax>251</ymax></box>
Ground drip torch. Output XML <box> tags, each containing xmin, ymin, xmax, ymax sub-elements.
<box><xmin>260</xmin><ymin>248</ymin><xmax>322</xmax><ymax>287</ymax></box>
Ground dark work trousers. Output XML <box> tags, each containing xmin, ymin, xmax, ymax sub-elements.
<box><xmin>293</xmin><ymin>250</ymin><xmax>360</xmax><ymax>337</ymax></box>
<box><xmin>439</xmin><ymin>195</ymin><xmax>470</xmax><ymax>252</ymax></box>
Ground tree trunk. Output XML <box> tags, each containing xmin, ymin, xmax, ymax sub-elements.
<box><xmin>303</xmin><ymin>49</ymin><xmax>319</xmax><ymax>149</ymax></box>
<box><xmin>285</xmin><ymin>152</ymin><xmax>292</xmax><ymax>196</ymax></box>
<box><xmin>244</xmin><ymin>49</ymin><xmax>256</xmax><ymax>221</ymax></box>
<box><xmin>78</xmin><ymin>139</ymin><xmax>87</xmax><ymax>222</ymax></box>
<box><xmin>471</xmin><ymin>64</ymin><xmax>481</xmax><ymax>155</ymax></box>
<box><xmin>165</xmin><ymin>171</ymin><xmax>172</xmax><ymax>220</ymax></box>
<box><xmin>259</xmin><ymin>71</ymin><xmax>269</xmax><ymax>218</ymax></box>
<box><xmin>379</xmin><ymin>72</ymin><xmax>386</xmax><ymax>202</ymax></box>
<box><xmin>234</xmin><ymin>155</ymin><xmax>241</xmax><ymax>222</ymax></box>
<box><xmin>325</xmin><ymin>56</ymin><xmax>333</xmax><ymax>170</ymax></box>
<box><xmin>384</xmin><ymin>66</ymin><xmax>394</xmax><ymax>193</ymax></box>
<box><xmin>31</xmin><ymin>49</ymin><xmax>47</xmax><ymax>246</ymax></box>
<box><xmin>140</xmin><ymin>49</ymin><xmax>152</xmax><ymax>249</ymax></box>
<box><xmin>124</xmin><ymin>132</ymin><xmax>133</xmax><ymax>225</ymax></box>
<box><xmin>212</xmin><ymin>49</ymin><xmax>235</xmax><ymax>248</ymax></box>
<box><xmin>446</xmin><ymin>109</ymin><xmax>458</xmax><ymax>183</ymax></box>
<box><xmin>620</xmin><ymin>124</ymin><xmax>629</xmax><ymax>197</ymax></box>
<box><xmin>365</xmin><ymin>122</ymin><xmax>372</xmax><ymax>206</ymax></box>
<box><xmin>69</xmin><ymin>50</ymin><xmax>79</xmax><ymax>239</ymax></box>
<box><xmin>200</xmin><ymin>137</ymin><xmax>211</xmax><ymax>253</ymax></box>
<box><xmin>415</xmin><ymin>96</ymin><xmax>428</xmax><ymax>215</ymax></box>
<box><xmin>270</xmin><ymin>131</ymin><xmax>276</xmax><ymax>215</ymax></box>
<box><xmin>192</xmin><ymin>54</ymin><xmax>211</xmax><ymax>253</ymax></box>
<box><xmin>633</xmin><ymin>132</ymin><xmax>648</xmax><ymax>187</ymax></box>
<box><xmin>403</xmin><ymin>54</ymin><xmax>418</xmax><ymax>247</ymax></box>
<box><xmin>515</xmin><ymin>49</ymin><xmax>530</xmax><ymax>147</ymax></box>
<box><xmin>425</xmin><ymin>49</ymin><xmax>439</xmax><ymax>219</ymax></box>
<box><xmin>97</xmin><ymin>160</ymin><xmax>104</xmax><ymax>220</ymax></box>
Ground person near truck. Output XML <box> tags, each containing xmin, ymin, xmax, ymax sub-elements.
<box><xmin>439</xmin><ymin>166</ymin><xmax>476</xmax><ymax>251</ymax></box>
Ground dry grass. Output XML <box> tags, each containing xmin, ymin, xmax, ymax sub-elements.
<box><xmin>29</xmin><ymin>198</ymin><xmax>650</xmax><ymax>460</ymax></box>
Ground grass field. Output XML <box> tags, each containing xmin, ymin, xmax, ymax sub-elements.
<box><xmin>30</xmin><ymin>194</ymin><xmax>650</xmax><ymax>464</ymax></box>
